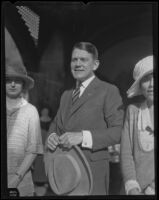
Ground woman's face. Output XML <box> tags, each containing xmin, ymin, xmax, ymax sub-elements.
<box><xmin>140</xmin><ymin>73</ymin><xmax>153</xmax><ymax>103</ymax></box>
<box><xmin>6</xmin><ymin>78</ymin><xmax>23</xmax><ymax>99</ymax></box>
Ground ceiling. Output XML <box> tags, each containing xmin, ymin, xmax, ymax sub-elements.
<box><xmin>4</xmin><ymin>2</ymin><xmax>155</xmax><ymax>72</ymax></box>
<box><xmin>26</xmin><ymin>2</ymin><xmax>153</xmax><ymax>37</ymax></box>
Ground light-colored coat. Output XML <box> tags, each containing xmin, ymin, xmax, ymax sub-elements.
<box><xmin>120</xmin><ymin>103</ymin><xmax>154</xmax><ymax>193</ymax></box>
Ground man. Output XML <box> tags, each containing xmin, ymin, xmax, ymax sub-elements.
<box><xmin>6</xmin><ymin>62</ymin><xmax>43</xmax><ymax>196</ymax></box>
<box><xmin>46</xmin><ymin>42</ymin><xmax>124</xmax><ymax>195</ymax></box>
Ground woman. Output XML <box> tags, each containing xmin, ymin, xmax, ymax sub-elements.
<box><xmin>6</xmin><ymin>63</ymin><xmax>43</xmax><ymax>196</ymax></box>
<box><xmin>120</xmin><ymin>56</ymin><xmax>155</xmax><ymax>195</ymax></box>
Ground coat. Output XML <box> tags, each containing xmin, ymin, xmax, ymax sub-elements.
<box><xmin>120</xmin><ymin>103</ymin><xmax>154</xmax><ymax>194</ymax></box>
<box><xmin>45</xmin><ymin>77</ymin><xmax>124</xmax><ymax>195</ymax></box>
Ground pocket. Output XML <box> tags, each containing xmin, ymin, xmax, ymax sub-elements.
<box><xmin>138</xmin><ymin>130</ymin><xmax>154</xmax><ymax>152</ymax></box>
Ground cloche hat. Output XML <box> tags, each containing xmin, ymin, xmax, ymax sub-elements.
<box><xmin>127</xmin><ymin>55</ymin><xmax>153</xmax><ymax>98</ymax></box>
<box><xmin>6</xmin><ymin>62</ymin><xmax>34</xmax><ymax>89</ymax></box>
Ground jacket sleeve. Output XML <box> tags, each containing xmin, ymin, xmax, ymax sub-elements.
<box><xmin>91</xmin><ymin>85</ymin><xmax>124</xmax><ymax>151</ymax></box>
<box><xmin>46</xmin><ymin>91</ymin><xmax>67</xmax><ymax>138</ymax></box>
<box><xmin>120</xmin><ymin>106</ymin><xmax>139</xmax><ymax>192</ymax></box>
<box><xmin>44</xmin><ymin>92</ymin><xmax>65</xmax><ymax>175</ymax></box>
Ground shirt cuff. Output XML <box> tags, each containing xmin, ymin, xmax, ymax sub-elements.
<box><xmin>81</xmin><ymin>130</ymin><xmax>93</xmax><ymax>149</ymax></box>
<box><xmin>125</xmin><ymin>180</ymin><xmax>141</xmax><ymax>195</ymax></box>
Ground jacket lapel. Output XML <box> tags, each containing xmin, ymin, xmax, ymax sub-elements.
<box><xmin>68</xmin><ymin>77</ymin><xmax>100</xmax><ymax>117</ymax></box>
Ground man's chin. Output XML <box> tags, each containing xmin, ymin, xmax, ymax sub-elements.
<box><xmin>73</xmin><ymin>74</ymin><xmax>83</xmax><ymax>81</ymax></box>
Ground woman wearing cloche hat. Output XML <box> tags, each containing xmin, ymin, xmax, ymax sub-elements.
<box><xmin>120</xmin><ymin>55</ymin><xmax>155</xmax><ymax>195</ymax></box>
<box><xmin>6</xmin><ymin>62</ymin><xmax>43</xmax><ymax>196</ymax></box>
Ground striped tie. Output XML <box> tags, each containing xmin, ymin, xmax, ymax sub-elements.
<box><xmin>72</xmin><ymin>85</ymin><xmax>81</xmax><ymax>105</ymax></box>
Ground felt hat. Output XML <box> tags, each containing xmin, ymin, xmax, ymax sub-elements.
<box><xmin>44</xmin><ymin>145</ymin><xmax>93</xmax><ymax>195</ymax></box>
<box><xmin>6</xmin><ymin>62</ymin><xmax>34</xmax><ymax>89</ymax></box>
<box><xmin>127</xmin><ymin>55</ymin><xmax>153</xmax><ymax>98</ymax></box>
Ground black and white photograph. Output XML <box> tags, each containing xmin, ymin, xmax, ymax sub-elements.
<box><xmin>1</xmin><ymin>1</ymin><xmax>157</xmax><ymax>199</ymax></box>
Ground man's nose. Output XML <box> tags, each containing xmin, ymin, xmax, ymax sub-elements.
<box><xmin>11</xmin><ymin>81</ymin><xmax>16</xmax><ymax>87</ymax></box>
<box><xmin>76</xmin><ymin>59</ymin><xmax>82</xmax><ymax>66</ymax></box>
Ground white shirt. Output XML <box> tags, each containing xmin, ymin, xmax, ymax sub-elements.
<box><xmin>78</xmin><ymin>75</ymin><xmax>95</xmax><ymax>97</ymax></box>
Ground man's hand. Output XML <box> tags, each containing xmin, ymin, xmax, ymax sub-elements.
<box><xmin>59</xmin><ymin>132</ymin><xmax>83</xmax><ymax>149</ymax></box>
<box><xmin>47</xmin><ymin>133</ymin><xmax>60</xmax><ymax>151</ymax></box>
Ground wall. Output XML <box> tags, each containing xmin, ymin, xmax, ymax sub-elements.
<box><xmin>97</xmin><ymin>35</ymin><xmax>153</xmax><ymax>105</ymax></box>
<box><xmin>5</xmin><ymin>27</ymin><xmax>23</xmax><ymax>65</ymax></box>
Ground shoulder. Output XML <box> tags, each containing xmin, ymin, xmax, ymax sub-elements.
<box><xmin>26</xmin><ymin>103</ymin><xmax>38</xmax><ymax>111</ymax></box>
<box><xmin>61</xmin><ymin>89</ymin><xmax>72</xmax><ymax>99</ymax></box>
<box><xmin>22</xmin><ymin>103</ymin><xmax>39</xmax><ymax>117</ymax></box>
<box><xmin>96</xmin><ymin>77</ymin><xmax>119</xmax><ymax>92</ymax></box>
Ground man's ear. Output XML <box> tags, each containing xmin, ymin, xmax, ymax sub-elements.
<box><xmin>93</xmin><ymin>60</ymin><xmax>100</xmax><ymax>71</ymax></box>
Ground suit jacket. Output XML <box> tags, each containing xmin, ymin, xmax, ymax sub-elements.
<box><xmin>46</xmin><ymin>76</ymin><xmax>124</xmax><ymax>193</ymax></box>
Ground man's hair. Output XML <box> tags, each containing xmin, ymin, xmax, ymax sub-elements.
<box><xmin>72</xmin><ymin>42</ymin><xmax>98</xmax><ymax>60</ymax></box>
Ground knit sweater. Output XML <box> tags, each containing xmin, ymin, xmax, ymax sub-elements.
<box><xmin>7</xmin><ymin>101</ymin><xmax>43</xmax><ymax>196</ymax></box>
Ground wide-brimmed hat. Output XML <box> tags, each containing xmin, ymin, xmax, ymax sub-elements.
<box><xmin>5</xmin><ymin>63</ymin><xmax>34</xmax><ymax>89</ymax></box>
<box><xmin>44</xmin><ymin>145</ymin><xmax>93</xmax><ymax>195</ymax></box>
<box><xmin>127</xmin><ymin>55</ymin><xmax>153</xmax><ymax>98</ymax></box>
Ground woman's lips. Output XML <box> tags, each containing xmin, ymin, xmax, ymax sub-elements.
<box><xmin>9</xmin><ymin>89</ymin><xmax>16</xmax><ymax>91</ymax></box>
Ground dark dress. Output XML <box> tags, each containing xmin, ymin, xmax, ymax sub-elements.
<box><xmin>32</xmin><ymin>120</ymin><xmax>51</xmax><ymax>183</ymax></box>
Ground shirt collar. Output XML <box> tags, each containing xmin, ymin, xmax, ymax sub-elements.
<box><xmin>7</xmin><ymin>97</ymin><xmax>28</xmax><ymax>113</ymax></box>
<box><xmin>80</xmin><ymin>75</ymin><xmax>95</xmax><ymax>89</ymax></box>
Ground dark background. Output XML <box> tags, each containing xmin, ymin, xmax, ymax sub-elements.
<box><xmin>2</xmin><ymin>1</ymin><xmax>157</xmax><ymax>197</ymax></box>
<box><xmin>4</xmin><ymin>1</ymin><xmax>156</xmax><ymax>112</ymax></box>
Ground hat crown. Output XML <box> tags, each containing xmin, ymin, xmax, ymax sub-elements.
<box><xmin>133</xmin><ymin>56</ymin><xmax>153</xmax><ymax>81</ymax></box>
<box><xmin>6</xmin><ymin>63</ymin><xmax>28</xmax><ymax>77</ymax></box>
<box><xmin>5</xmin><ymin>63</ymin><xmax>34</xmax><ymax>89</ymax></box>
<box><xmin>46</xmin><ymin>146</ymin><xmax>93</xmax><ymax>195</ymax></box>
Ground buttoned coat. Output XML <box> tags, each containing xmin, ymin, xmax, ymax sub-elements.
<box><xmin>45</xmin><ymin>77</ymin><xmax>124</xmax><ymax>195</ymax></box>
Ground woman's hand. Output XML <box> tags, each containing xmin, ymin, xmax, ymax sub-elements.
<box><xmin>129</xmin><ymin>188</ymin><xmax>142</xmax><ymax>195</ymax></box>
<box><xmin>8</xmin><ymin>174</ymin><xmax>21</xmax><ymax>188</ymax></box>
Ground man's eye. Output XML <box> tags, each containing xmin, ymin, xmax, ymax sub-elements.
<box><xmin>71</xmin><ymin>58</ymin><xmax>77</xmax><ymax>62</ymax></box>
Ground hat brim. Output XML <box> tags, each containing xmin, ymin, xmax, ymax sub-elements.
<box><xmin>127</xmin><ymin>69</ymin><xmax>153</xmax><ymax>98</ymax></box>
<box><xmin>45</xmin><ymin>145</ymin><xmax>93</xmax><ymax>195</ymax></box>
<box><xmin>6</xmin><ymin>74</ymin><xmax>34</xmax><ymax>89</ymax></box>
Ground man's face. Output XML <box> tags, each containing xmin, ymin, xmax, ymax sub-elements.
<box><xmin>6</xmin><ymin>78</ymin><xmax>23</xmax><ymax>99</ymax></box>
<box><xmin>71</xmin><ymin>48</ymin><xmax>99</xmax><ymax>82</ymax></box>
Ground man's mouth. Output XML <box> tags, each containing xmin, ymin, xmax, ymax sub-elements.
<box><xmin>74</xmin><ymin>68</ymin><xmax>84</xmax><ymax>71</ymax></box>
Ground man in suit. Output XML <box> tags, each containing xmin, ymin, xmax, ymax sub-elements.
<box><xmin>46</xmin><ymin>42</ymin><xmax>124</xmax><ymax>195</ymax></box>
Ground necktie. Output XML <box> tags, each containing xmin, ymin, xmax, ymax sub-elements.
<box><xmin>72</xmin><ymin>85</ymin><xmax>81</xmax><ymax>105</ymax></box>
